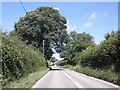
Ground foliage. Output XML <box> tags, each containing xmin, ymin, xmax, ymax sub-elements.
<box><xmin>12</xmin><ymin>6</ymin><xmax>68</xmax><ymax>60</ymax></box>
<box><xmin>57</xmin><ymin>59</ymin><xmax>67</xmax><ymax>66</ymax></box>
<box><xmin>60</xmin><ymin>30</ymin><xmax>120</xmax><ymax>71</ymax></box>
<box><xmin>0</xmin><ymin>31</ymin><xmax>2</xmax><ymax>73</ymax></box>
<box><xmin>50</xmin><ymin>57</ymin><xmax>58</xmax><ymax>65</ymax></box>
<box><xmin>58</xmin><ymin>30</ymin><xmax>120</xmax><ymax>85</ymax></box>
<box><xmin>0</xmin><ymin>32</ymin><xmax>1</xmax><ymax>89</ymax></box>
<box><xmin>60</xmin><ymin>31</ymin><xmax>94</xmax><ymax>65</ymax></box>
<box><xmin>79</xmin><ymin>30</ymin><xmax>120</xmax><ymax>71</ymax></box>
<box><xmin>2</xmin><ymin>34</ymin><xmax>46</xmax><ymax>85</ymax></box>
<box><xmin>3</xmin><ymin>69</ymin><xmax>48</xmax><ymax>88</ymax></box>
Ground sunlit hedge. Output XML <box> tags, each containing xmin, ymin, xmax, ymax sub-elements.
<box><xmin>59</xmin><ymin>30</ymin><xmax>120</xmax><ymax>72</ymax></box>
<box><xmin>2</xmin><ymin>34</ymin><xmax>46</xmax><ymax>85</ymax></box>
<box><xmin>78</xmin><ymin>30</ymin><xmax>120</xmax><ymax>71</ymax></box>
<box><xmin>58</xmin><ymin>30</ymin><xmax>120</xmax><ymax>85</ymax></box>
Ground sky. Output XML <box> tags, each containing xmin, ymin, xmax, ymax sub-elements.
<box><xmin>1</xmin><ymin>0</ymin><xmax>119</xmax><ymax>2</ymax></box>
<box><xmin>2</xmin><ymin>2</ymin><xmax>118</xmax><ymax>60</ymax></box>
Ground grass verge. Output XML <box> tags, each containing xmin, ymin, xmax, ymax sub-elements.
<box><xmin>68</xmin><ymin>65</ymin><xmax>120</xmax><ymax>86</ymax></box>
<box><xmin>3</xmin><ymin>68</ymin><xmax>49</xmax><ymax>88</ymax></box>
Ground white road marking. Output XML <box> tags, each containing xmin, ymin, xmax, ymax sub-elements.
<box><xmin>31</xmin><ymin>69</ymin><xmax>120</xmax><ymax>89</ymax></box>
<box><xmin>67</xmin><ymin>69</ymin><xmax>120</xmax><ymax>88</ymax></box>
<box><xmin>31</xmin><ymin>71</ymin><xmax>51</xmax><ymax>88</ymax></box>
<box><xmin>88</xmin><ymin>76</ymin><xmax>120</xmax><ymax>88</ymax></box>
<box><xmin>63</xmin><ymin>71</ymin><xmax>83</xmax><ymax>88</ymax></box>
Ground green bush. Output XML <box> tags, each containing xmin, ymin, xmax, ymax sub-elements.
<box><xmin>59</xmin><ymin>30</ymin><xmax>120</xmax><ymax>85</ymax></box>
<box><xmin>2</xmin><ymin>34</ymin><xmax>46</xmax><ymax>85</ymax></box>
<box><xmin>73</xmin><ymin>30</ymin><xmax>120</xmax><ymax>71</ymax></box>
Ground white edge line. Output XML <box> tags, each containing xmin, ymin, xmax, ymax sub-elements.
<box><xmin>31</xmin><ymin>71</ymin><xmax>50</xmax><ymax>88</ymax></box>
<box><xmin>88</xmin><ymin>76</ymin><xmax>120</xmax><ymax>88</ymax></box>
<box><xmin>68</xmin><ymin>69</ymin><xmax>120</xmax><ymax>88</ymax></box>
<box><xmin>63</xmin><ymin>71</ymin><xmax>83</xmax><ymax>88</ymax></box>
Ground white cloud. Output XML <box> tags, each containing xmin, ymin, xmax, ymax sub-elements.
<box><xmin>65</xmin><ymin>11</ymin><xmax>108</xmax><ymax>32</ymax></box>
<box><xmin>67</xmin><ymin>19</ymin><xmax>70</xmax><ymax>24</ymax></box>
<box><xmin>87</xmin><ymin>11</ymin><xmax>108</xmax><ymax>21</ymax></box>
<box><xmin>83</xmin><ymin>11</ymin><xmax>108</xmax><ymax>29</ymax></box>
<box><xmin>53</xmin><ymin>7</ymin><xmax>60</xmax><ymax>11</ymax></box>
<box><xmin>66</xmin><ymin>19</ymin><xmax>70</xmax><ymax>30</ymax></box>
<box><xmin>66</xmin><ymin>24</ymin><xmax>70</xmax><ymax>30</ymax></box>
<box><xmin>67</xmin><ymin>25</ymin><xmax>79</xmax><ymax>32</ymax></box>
<box><xmin>88</xmin><ymin>13</ymin><xmax>97</xmax><ymax>21</ymax></box>
<box><xmin>70</xmin><ymin>26</ymin><xmax>78</xmax><ymax>31</ymax></box>
<box><xmin>82</xmin><ymin>22</ymin><xmax>93</xmax><ymax>28</ymax></box>
<box><xmin>66</xmin><ymin>19</ymin><xmax>79</xmax><ymax>32</ymax></box>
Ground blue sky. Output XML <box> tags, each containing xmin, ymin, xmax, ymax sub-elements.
<box><xmin>2</xmin><ymin>2</ymin><xmax>118</xmax><ymax>60</ymax></box>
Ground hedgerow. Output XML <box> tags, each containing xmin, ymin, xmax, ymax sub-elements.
<box><xmin>2</xmin><ymin>34</ymin><xmax>46</xmax><ymax>85</ymax></box>
<box><xmin>59</xmin><ymin>30</ymin><xmax>120</xmax><ymax>85</ymax></box>
<box><xmin>79</xmin><ymin>30</ymin><xmax>120</xmax><ymax>71</ymax></box>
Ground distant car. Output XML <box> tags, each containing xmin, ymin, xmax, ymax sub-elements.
<box><xmin>49</xmin><ymin>65</ymin><xmax>60</xmax><ymax>70</ymax></box>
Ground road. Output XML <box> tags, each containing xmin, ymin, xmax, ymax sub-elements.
<box><xmin>32</xmin><ymin>68</ymin><xmax>120</xmax><ymax>89</ymax></box>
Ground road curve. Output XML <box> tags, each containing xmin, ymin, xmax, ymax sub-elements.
<box><xmin>32</xmin><ymin>69</ymin><xmax>120</xmax><ymax>89</ymax></box>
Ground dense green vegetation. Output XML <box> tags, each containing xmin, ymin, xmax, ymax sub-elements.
<box><xmin>73</xmin><ymin>30</ymin><xmax>120</xmax><ymax>71</ymax></box>
<box><xmin>1</xmin><ymin>5</ymin><xmax>119</xmax><ymax>87</ymax></box>
<box><xmin>0</xmin><ymin>31</ymin><xmax>2</xmax><ymax>89</ymax></box>
<box><xmin>2</xmin><ymin>6</ymin><xmax>68</xmax><ymax>88</ymax></box>
<box><xmin>3</xmin><ymin>69</ymin><xmax>48</xmax><ymax>88</ymax></box>
<box><xmin>60</xmin><ymin>31</ymin><xmax>94</xmax><ymax>65</ymax></box>
<box><xmin>69</xmin><ymin>65</ymin><xmax>120</xmax><ymax>85</ymax></box>
<box><xmin>2</xmin><ymin>33</ymin><xmax>46</xmax><ymax>86</ymax></box>
<box><xmin>59</xmin><ymin>30</ymin><xmax>120</xmax><ymax>85</ymax></box>
<box><xmin>12</xmin><ymin>6</ymin><xmax>68</xmax><ymax>60</ymax></box>
<box><xmin>50</xmin><ymin>57</ymin><xmax>58</xmax><ymax>65</ymax></box>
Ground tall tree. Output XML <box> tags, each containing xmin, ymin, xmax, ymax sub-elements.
<box><xmin>69</xmin><ymin>31</ymin><xmax>94</xmax><ymax>52</ymax></box>
<box><xmin>60</xmin><ymin>31</ymin><xmax>94</xmax><ymax>65</ymax></box>
<box><xmin>12</xmin><ymin>6</ymin><xmax>68</xmax><ymax>60</ymax></box>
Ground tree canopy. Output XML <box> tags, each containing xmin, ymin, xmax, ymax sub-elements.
<box><xmin>59</xmin><ymin>30</ymin><xmax>120</xmax><ymax>72</ymax></box>
<box><xmin>60</xmin><ymin>31</ymin><xmax>94</xmax><ymax>65</ymax></box>
<box><xmin>13</xmin><ymin>6</ymin><xmax>68</xmax><ymax>60</ymax></box>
